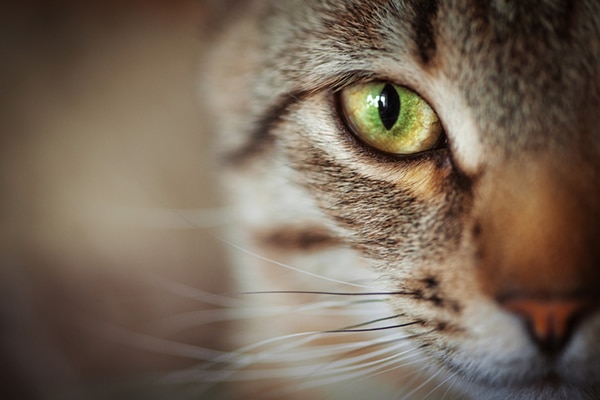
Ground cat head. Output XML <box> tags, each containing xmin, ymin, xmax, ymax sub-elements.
<box><xmin>203</xmin><ymin>0</ymin><xmax>600</xmax><ymax>397</ymax></box>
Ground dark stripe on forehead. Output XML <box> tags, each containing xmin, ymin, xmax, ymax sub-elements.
<box><xmin>406</xmin><ymin>0</ymin><xmax>439</xmax><ymax>65</ymax></box>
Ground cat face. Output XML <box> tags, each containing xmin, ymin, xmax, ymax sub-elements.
<box><xmin>204</xmin><ymin>0</ymin><xmax>600</xmax><ymax>398</ymax></box>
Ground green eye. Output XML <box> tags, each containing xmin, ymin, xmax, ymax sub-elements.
<box><xmin>339</xmin><ymin>82</ymin><xmax>443</xmax><ymax>155</ymax></box>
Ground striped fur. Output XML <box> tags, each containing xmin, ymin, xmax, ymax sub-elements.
<box><xmin>201</xmin><ymin>1</ymin><xmax>600</xmax><ymax>398</ymax></box>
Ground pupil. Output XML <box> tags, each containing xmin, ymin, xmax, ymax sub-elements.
<box><xmin>378</xmin><ymin>83</ymin><xmax>400</xmax><ymax>130</ymax></box>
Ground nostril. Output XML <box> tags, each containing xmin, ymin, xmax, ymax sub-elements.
<box><xmin>500</xmin><ymin>297</ymin><xmax>596</xmax><ymax>354</ymax></box>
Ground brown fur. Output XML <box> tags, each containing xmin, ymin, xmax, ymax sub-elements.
<box><xmin>201</xmin><ymin>0</ymin><xmax>600</xmax><ymax>398</ymax></box>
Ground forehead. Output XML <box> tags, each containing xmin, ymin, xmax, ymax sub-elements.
<box><xmin>437</xmin><ymin>0</ymin><xmax>600</xmax><ymax>148</ymax></box>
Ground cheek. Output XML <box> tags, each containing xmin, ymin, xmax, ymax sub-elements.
<box><xmin>292</xmin><ymin>155</ymin><xmax>466</xmax><ymax>266</ymax></box>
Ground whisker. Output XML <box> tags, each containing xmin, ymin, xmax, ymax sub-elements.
<box><xmin>210</xmin><ymin>331</ymin><xmax>417</xmax><ymax>380</ymax></box>
<box><xmin>440</xmin><ymin>369</ymin><xmax>464</xmax><ymax>400</ymax></box>
<box><xmin>158</xmin><ymin>338</ymin><xmax>380</xmax><ymax>384</ymax></box>
<box><xmin>87</xmin><ymin>320</ymin><xmax>229</xmax><ymax>361</ymax></box>
<box><xmin>119</xmin><ymin>231</ymin><xmax>442</xmax><ymax>398</ymax></box>
<box><xmin>294</xmin><ymin>331</ymin><xmax>430</xmax><ymax>388</ymax></box>
<box><xmin>111</xmin><ymin>206</ymin><xmax>234</xmax><ymax>229</ymax></box>
<box><xmin>152</xmin><ymin>299</ymin><xmax>385</xmax><ymax>335</ymax></box>
<box><xmin>146</xmin><ymin>272</ymin><xmax>245</xmax><ymax>307</ymax></box>
<box><xmin>334</xmin><ymin>314</ymin><xmax>407</xmax><ymax>329</ymax></box>
<box><xmin>267</xmin><ymin>333</ymin><xmax>420</xmax><ymax>365</ymax></box>
<box><xmin>242</xmin><ymin>289</ymin><xmax>416</xmax><ymax>296</ymax></box>
<box><xmin>290</xmin><ymin>356</ymin><xmax>411</xmax><ymax>391</ymax></box>
<box><xmin>325</xmin><ymin>320</ymin><xmax>422</xmax><ymax>333</ymax></box>
<box><xmin>398</xmin><ymin>366</ymin><xmax>444</xmax><ymax>400</ymax></box>
<box><xmin>240</xmin><ymin>296</ymin><xmax>385</xmax><ymax>309</ymax></box>
<box><xmin>229</xmin><ymin>336</ymin><xmax>402</xmax><ymax>365</ymax></box>
<box><xmin>162</xmin><ymin>330</ymin><xmax>420</xmax><ymax>384</ymax></box>
<box><xmin>168</xmin><ymin>304</ymin><xmax>421</xmax><ymax>384</ymax></box>
<box><xmin>372</xmin><ymin>352</ymin><xmax>431</xmax><ymax>378</ymax></box>
<box><xmin>159</xmin><ymin>331</ymin><xmax>325</xmax><ymax>386</ymax></box>
<box><xmin>169</xmin><ymin>207</ymin><xmax>234</xmax><ymax>228</ymax></box>
<box><xmin>214</xmin><ymin>235</ymin><xmax>378</xmax><ymax>289</ymax></box>
<box><xmin>192</xmin><ymin>330</ymin><xmax>331</xmax><ymax>372</ymax></box>
<box><xmin>423</xmin><ymin>370</ymin><xmax>460</xmax><ymax>400</ymax></box>
<box><xmin>288</xmin><ymin>345</ymin><xmax>426</xmax><ymax>392</ymax></box>
<box><xmin>185</xmin><ymin>345</ymin><xmax>414</xmax><ymax>384</ymax></box>
<box><xmin>186</xmin><ymin>335</ymin><xmax>422</xmax><ymax>400</ymax></box>
<box><xmin>299</xmin><ymin>338</ymin><xmax>419</xmax><ymax>378</ymax></box>
<box><xmin>151</xmin><ymin>308</ymin><xmax>253</xmax><ymax>335</ymax></box>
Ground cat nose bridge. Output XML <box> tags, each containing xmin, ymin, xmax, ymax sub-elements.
<box><xmin>475</xmin><ymin>162</ymin><xmax>600</xmax><ymax>351</ymax></box>
<box><xmin>475</xmin><ymin>162</ymin><xmax>600</xmax><ymax>298</ymax></box>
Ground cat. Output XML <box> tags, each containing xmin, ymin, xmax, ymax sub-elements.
<box><xmin>3</xmin><ymin>1</ymin><xmax>598</xmax><ymax>399</ymax></box>
<box><xmin>193</xmin><ymin>0</ymin><xmax>600</xmax><ymax>399</ymax></box>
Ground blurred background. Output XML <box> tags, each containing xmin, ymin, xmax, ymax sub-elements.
<box><xmin>0</xmin><ymin>2</ymin><xmax>233</xmax><ymax>398</ymax></box>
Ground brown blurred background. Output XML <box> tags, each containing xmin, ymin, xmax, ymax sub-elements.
<box><xmin>0</xmin><ymin>2</ymin><xmax>233</xmax><ymax>398</ymax></box>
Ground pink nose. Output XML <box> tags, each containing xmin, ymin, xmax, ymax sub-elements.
<box><xmin>501</xmin><ymin>298</ymin><xmax>595</xmax><ymax>353</ymax></box>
